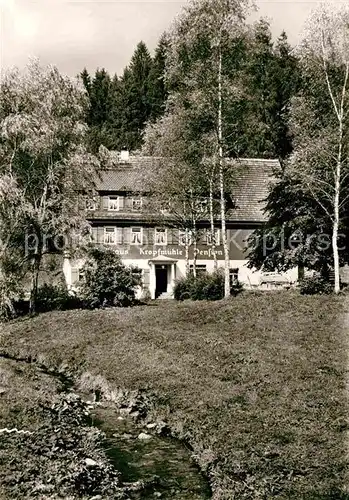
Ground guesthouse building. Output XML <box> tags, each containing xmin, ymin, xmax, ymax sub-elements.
<box><xmin>63</xmin><ymin>153</ymin><xmax>297</xmax><ymax>299</ymax></box>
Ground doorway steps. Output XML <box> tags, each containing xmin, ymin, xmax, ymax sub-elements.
<box><xmin>157</xmin><ymin>292</ymin><xmax>173</xmax><ymax>300</ymax></box>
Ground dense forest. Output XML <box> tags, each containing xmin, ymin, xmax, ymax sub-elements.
<box><xmin>80</xmin><ymin>19</ymin><xmax>300</xmax><ymax>162</ymax></box>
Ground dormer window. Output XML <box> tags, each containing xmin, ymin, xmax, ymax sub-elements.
<box><xmin>86</xmin><ymin>195</ymin><xmax>97</xmax><ymax>211</ymax></box>
<box><xmin>132</xmin><ymin>197</ymin><xmax>142</xmax><ymax>211</ymax></box>
<box><xmin>160</xmin><ymin>201</ymin><xmax>171</xmax><ymax>215</ymax></box>
<box><xmin>108</xmin><ymin>196</ymin><xmax>119</xmax><ymax>211</ymax></box>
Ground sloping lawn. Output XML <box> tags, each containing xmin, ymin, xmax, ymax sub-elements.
<box><xmin>1</xmin><ymin>290</ymin><xmax>348</xmax><ymax>499</ymax></box>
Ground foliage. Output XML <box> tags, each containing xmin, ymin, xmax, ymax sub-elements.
<box><xmin>2</xmin><ymin>294</ymin><xmax>347</xmax><ymax>498</ymax></box>
<box><xmin>78</xmin><ymin>246</ymin><xmax>141</xmax><ymax>308</ymax></box>
<box><xmin>239</xmin><ymin>22</ymin><xmax>301</xmax><ymax>160</ymax></box>
<box><xmin>148</xmin><ymin>33</ymin><xmax>170</xmax><ymax>122</ymax></box>
<box><xmin>299</xmin><ymin>275</ymin><xmax>333</xmax><ymax>295</ymax></box>
<box><xmin>1</xmin><ymin>393</ymin><xmax>121</xmax><ymax>499</ymax></box>
<box><xmin>81</xmin><ymin>39</ymin><xmax>169</xmax><ymax>153</ymax></box>
<box><xmin>288</xmin><ymin>4</ymin><xmax>349</xmax><ymax>292</ymax></box>
<box><xmin>174</xmin><ymin>270</ymin><xmax>243</xmax><ymax>300</ymax></box>
<box><xmin>34</xmin><ymin>283</ymin><xmax>82</xmax><ymax>313</ymax></box>
<box><xmin>0</xmin><ymin>60</ymin><xmax>99</xmax><ymax>313</ymax></box>
<box><xmin>247</xmin><ymin>6</ymin><xmax>349</xmax><ymax>282</ymax></box>
<box><xmin>247</xmin><ymin>168</ymin><xmax>349</xmax><ymax>273</ymax></box>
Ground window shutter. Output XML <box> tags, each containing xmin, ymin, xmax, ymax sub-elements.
<box><xmin>102</xmin><ymin>196</ymin><xmax>108</xmax><ymax>210</ymax></box>
<box><xmin>71</xmin><ymin>268</ymin><xmax>79</xmax><ymax>285</ymax></box>
<box><xmin>118</xmin><ymin>196</ymin><xmax>124</xmax><ymax>210</ymax></box>
<box><xmin>167</xmin><ymin>229</ymin><xmax>173</xmax><ymax>245</ymax></box>
<box><xmin>143</xmin><ymin>227</ymin><xmax>151</xmax><ymax>245</ymax></box>
<box><xmin>172</xmin><ymin>230</ymin><xmax>179</xmax><ymax>245</ymax></box>
<box><xmin>97</xmin><ymin>226</ymin><xmax>104</xmax><ymax>243</ymax></box>
<box><xmin>116</xmin><ymin>227</ymin><xmax>123</xmax><ymax>244</ymax></box>
<box><xmin>91</xmin><ymin>227</ymin><xmax>98</xmax><ymax>243</ymax></box>
<box><xmin>125</xmin><ymin>197</ymin><xmax>132</xmax><ymax>209</ymax></box>
<box><xmin>143</xmin><ymin>269</ymin><xmax>150</xmax><ymax>286</ymax></box>
<box><xmin>124</xmin><ymin>227</ymin><xmax>131</xmax><ymax>244</ymax></box>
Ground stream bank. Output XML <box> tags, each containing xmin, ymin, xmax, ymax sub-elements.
<box><xmin>88</xmin><ymin>402</ymin><xmax>211</xmax><ymax>499</ymax></box>
<box><xmin>0</xmin><ymin>353</ymin><xmax>212</xmax><ymax>499</ymax></box>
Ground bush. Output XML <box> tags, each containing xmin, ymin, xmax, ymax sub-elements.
<box><xmin>174</xmin><ymin>270</ymin><xmax>243</xmax><ymax>301</ymax></box>
<box><xmin>1</xmin><ymin>394</ymin><xmax>121</xmax><ymax>498</ymax></box>
<box><xmin>35</xmin><ymin>283</ymin><xmax>82</xmax><ymax>313</ymax></box>
<box><xmin>299</xmin><ymin>275</ymin><xmax>333</xmax><ymax>295</ymax></box>
<box><xmin>78</xmin><ymin>246</ymin><xmax>141</xmax><ymax>308</ymax></box>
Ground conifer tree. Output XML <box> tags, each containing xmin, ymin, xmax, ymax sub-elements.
<box><xmin>90</xmin><ymin>68</ymin><xmax>111</xmax><ymax>126</ymax></box>
<box><xmin>117</xmin><ymin>41</ymin><xmax>153</xmax><ymax>150</ymax></box>
<box><xmin>80</xmin><ymin>67</ymin><xmax>92</xmax><ymax>99</ymax></box>
<box><xmin>88</xmin><ymin>68</ymin><xmax>112</xmax><ymax>152</ymax></box>
<box><xmin>148</xmin><ymin>33</ymin><xmax>169</xmax><ymax>122</ymax></box>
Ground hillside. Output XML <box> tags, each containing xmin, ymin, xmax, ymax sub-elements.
<box><xmin>1</xmin><ymin>291</ymin><xmax>348</xmax><ymax>498</ymax></box>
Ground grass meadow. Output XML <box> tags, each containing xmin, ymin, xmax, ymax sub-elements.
<box><xmin>1</xmin><ymin>290</ymin><xmax>348</xmax><ymax>499</ymax></box>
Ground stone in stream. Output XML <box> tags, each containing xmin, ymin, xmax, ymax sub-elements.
<box><xmin>146</xmin><ymin>422</ymin><xmax>157</xmax><ymax>429</ymax></box>
<box><xmin>129</xmin><ymin>410</ymin><xmax>140</xmax><ymax>419</ymax></box>
<box><xmin>138</xmin><ymin>432</ymin><xmax>152</xmax><ymax>440</ymax></box>
<box><xmin>119</xmin><ymin>408</ymin><xmax>131</xmax><ymax>416</ymax></box>
<box><xmin>121</xmin><ymin>433</ymin><xmax>133</xmax><ymax>440</ymax></box>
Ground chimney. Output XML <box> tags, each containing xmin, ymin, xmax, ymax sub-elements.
<box><xmin>120</xmin><ymin>149</ymin><xmax>129</xmax><ymax>162</ymax></box>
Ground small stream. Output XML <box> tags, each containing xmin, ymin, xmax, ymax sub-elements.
<box><xmin>89</xmin><ymin>403</ymin><xmax>211</xmax><ymax>499</ymax></box>
<box><xmin>0</xmin><ymin>354</ymin><xmax>211</xmax><ymax>499</ymax></box>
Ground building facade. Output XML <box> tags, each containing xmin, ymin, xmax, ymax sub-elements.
<box><xmin>64</xmin><ymin>155</ymin><xmax>298</xmax><ymax>299</ymax></box>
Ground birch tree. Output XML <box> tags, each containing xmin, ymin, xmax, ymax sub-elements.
<box><xmin>289</xmin><ymin>4</ymin><xmax>349</xmax><ymax>293</ymax></box>
<box><xmin>0</xmin><ymin>60</ymin><xmax>98</xmax><ymax>312</ymax></box>
<box><xmin>142</xmin><ymin>109</ymin><xmax>211</xmax><ymax>274</ymax></box>
<box><xmin>164</xmin><ymin>0</ymin><xmax>251</xmax><ymax>297</ymax></box>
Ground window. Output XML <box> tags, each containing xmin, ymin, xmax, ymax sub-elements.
<box><xmin>132</xmin><ymin>198</ymin><xmax>142</xmax><ymax>211</ymax></box>
<box><xmin>229</xmin><ymin>268</ymin><xmax>239</xmax><ymax>286</ymax></box>
<box><xmin>131</xmin><ymin>227</ymin><xmax>142</xmax><ymax>245</ymax></box>
<box><xmin>104</xmin><ymin>227</ymin><xmax>116</xmax><ymax>244</ymax></box>
<box><xmin>206</xmin><ymin>228</ymin><xmax>220</xmax><ymax>246</ymax></box>
<box><xmin>178</xmin><ymin>229</ymin><xmax>192</xmax><ymax>246</ymax></box>
<box><xmin>160</xmin><ymin>201</ymin><xmax>171</xmax><ymax>215</ymax></box>
<box><xmin>189</xmin><ymin>264</ymin><xmax>207</xmax><ymax>276</ymax></box>
<box><xmin>155</xmin><ymin>227</ymin><xmax>167</xmax><ymax>245</ymax></box>
<box><xmin>108</xmin><ymin>196</ymin><xmax>119</xmax><ymax>211</ymax></box>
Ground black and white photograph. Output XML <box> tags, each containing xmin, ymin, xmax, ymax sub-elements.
<box><xmin>0</xmin><ymin>0</ymin><xmax>349</xmax><ymax>498</ymax></box>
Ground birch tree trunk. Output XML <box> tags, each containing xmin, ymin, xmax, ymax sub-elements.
<box><xmin>185</xmin><ymin>235</ymin><xmax>190</xmax><ymax>276</ymax></box>
<box><xmin>218</xmin><ymin>47</ymin><xmax>230</xmax><ymax>297</ymax></box>
<box><xmin>333</xmin><ymin>133</ymin><xmax>342</xmax><ymax>294</ymax></box>
<box><xmin>324</xmin><ymin>55</ymin><xmax>348</xmax><ymax>294</ymax></box>
<box><xmin>209</xmin><ymin>172</ymin><xmax>218</xmax><ymax>270</ymax></box>
<box><xmin>193</xmin><ymin>221</ymin><xmax>197</xmax><ymax>277</ymax></box>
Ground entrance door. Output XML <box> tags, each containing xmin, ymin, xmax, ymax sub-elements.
<box><xmin>155</xmin><ymin>265</ymin><xmax>168</xmax><ymax>298</ymax></box>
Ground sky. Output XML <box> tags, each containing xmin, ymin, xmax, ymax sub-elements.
<box><xmin>0</xmin><ymin>0</ymin><xmax>324</xmax><ymax>78</ymax></box>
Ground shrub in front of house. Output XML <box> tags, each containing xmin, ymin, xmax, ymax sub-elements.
<box><xmin>34</xmin><ymin>283</ymin><xmax>82</xmax><ymax>313</ymax></box>
<box><xmin>78</xmin><ymin>246</ymin><xmax>142</xmax><ymax>308</ymax></box>
<box><xmin>174</xmin><ymin>270</ymin><xmax>243</xmax><ymax>301</ymax></box>
<box><xmin>299</xmin><ymin>275</ymin><xmax>333</xmax><ymax>295</ymax></box>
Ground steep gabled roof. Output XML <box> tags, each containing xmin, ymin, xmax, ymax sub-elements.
<box><xmin>94</xmin><ymin>156</ymin><xmax>280</xmax><ymax>222</ymax></box>
<box><xmin>96</xmin><ymin>156</ymin><xmax>157</xmax><ymax>192</ymax></box>
<box><xmin>228</xmin><ymin>158</ymin><xmax>279</xmax><ymax>222</ymax></box>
